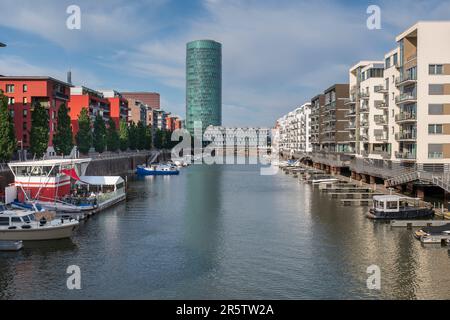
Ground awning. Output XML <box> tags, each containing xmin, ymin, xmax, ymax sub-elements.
<box><xmin>75</xmin><ymin>176</ymin><xmax>124</xmax><ymax>186</ymax></box>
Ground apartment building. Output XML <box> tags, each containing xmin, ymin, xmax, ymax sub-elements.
<box><xmin>127</xmin><ymin>97</ymin><xmax>149</xmax><ymax>124</ymax></box>
<box><xmin>347</xmin><ymin>61</ymin><xmax>387</xmax><ymax>159</ymax></box>
<box><xmin>101</xmin><ymin>90</ymin><xmax>129</xmax><ymax>127</ymax></box>
<box><xmin>69</xmin><ymin>86</ymin><xmax>110</xmax><ymax>136</ymax></box>
<box><xmin>0</xmin><ymin>76</ymin><xmax>72</xmax><ymax>156</ymax></box>
<box><xmin>392</xmin><ymin>21</ymin><xmax>450</xmax><ymax>166</ymax></box>
<box><xmin>310</xmin><ymin>94</ymin><xmax>324</xmax><ymax>152</ymax></box>
<box><xmin>321</xmin><ymin>84</ymin><xmax>349</xmax><ymax>153</ymax></box>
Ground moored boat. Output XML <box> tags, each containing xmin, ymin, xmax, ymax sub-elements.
<box><xmin>136</xmin><ymin>164</ymin><xmax>180</xmax><ymax>176</ymax></box>
<box><xmin>0</xmin><ymin>204</ymin><xmax>79</xmax><ymax>241</ymax></box>
<box><xmin>367</xmin><ymin>195</ymin><xmax>434</xmax><ymax>220</ymax></box>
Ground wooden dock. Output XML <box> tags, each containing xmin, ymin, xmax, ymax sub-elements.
<box><xmin>390</xmin><ymin>220</ymin><xmax>450</xmax><ymax>228</ymax></box>
<box><xmin>340</xmin><ymin>199</ymin><xmax>373</xmax><ymax>206</ymax></box>
<box><xmin>329</xmin><ymin>192</ymin><xmax>384</xmax><ymax>199</ymax></box>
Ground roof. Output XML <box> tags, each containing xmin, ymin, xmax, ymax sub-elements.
<box><xmin>0</xmin><ymin>76</ymin><xmax>72</xmax><ymax>87</ymax></box>
<box><xmin>373</xmin><ymin>195</ymin><xmax>420</xmax><ymax>201</ymax></box>
<box><xmin>8</xmin><ymin>158</ymin><xmax>92</xmax><ymax>167</ymax></box>
<box><xmin>77</xmin><ymin>176</ymin><xmax>124</xmax><ymax>186</ymax></box>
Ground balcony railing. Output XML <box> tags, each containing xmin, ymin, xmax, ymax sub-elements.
<box><xmin>359</xmin><ymin>105</ymin><xmax>369</xmax><ymax>113</ymax></box>
<box><xmin>395</xmin><ymin>73</ymin><xmax>417</xmax><ymax>86</ymax></box>
<box><xmin>395</xmin><ymin>93</ymin><xmax>416</xmax><ymax>104</ymax></box>
<box><xmin>359</xmin><ymin>92</ymin><xmax>370</xmax><ymax>99</ymax></box>
<box><xmin>374</xmin><ymin>115</ymin><xmax>387</xmax><ymax>125</ymax></box>
<box><xmin>374</xmin><ymin>134</ymin><xmax>388</xmax><ymax>142</ymax></box>
<box><xmin>395</xmin><ymin>132</ymin><xmax>417</xmax><ymax>141</ymax></box>
<box><xmin>374</xmin><ymin>86</ymin><xmax>388</xmax><ymax>94</ymax></box>
<box><xmin>374</xmin><ymin>101</ymin><xmax>387</xmax><ymax>109</ymax></box>
<box><xmin>395</xmin><ymin>151</ymin><xmax>417</xmax><ymax>160</ymax></box>
<box><xmin>395</xmin><ymin>112</ymin><xmax>417</xmax><ymax>122</ymax></box>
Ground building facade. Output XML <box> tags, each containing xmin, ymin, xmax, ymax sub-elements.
<box><xmin>127</xmin><ymin>98</ymin><xmax>149</xmax><ymax>125</ymax></box>
<box><xmin>0</xmin><ymin>76</ymin><xmax>71</xmax><ymax>156</ymax></box>
<box><xmin>102</xmin><ymin>90</ymin><xmax>129</xmax><ymax>127</ymax></box>
<box><xmin>322</xmin><ymin>84</ymin><xmax>349</xmax><ymax>153</ymax></box>
<box><xmin>121</xmin><ymin>92</ymin><xmax>160</xmax><ymax>110</ymax></box>
<box><xmin>186</xmin><ymin>40</ymin><xmax>222</xmax><ymax>135</ymax></box>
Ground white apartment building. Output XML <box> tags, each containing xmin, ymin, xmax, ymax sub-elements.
<box><xmin>394</xmin><ymin>21</ymin><xmax>450</xmax><ymax>166</ymax></box>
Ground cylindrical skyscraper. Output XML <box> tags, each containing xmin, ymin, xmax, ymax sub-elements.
<box><xmin>186</xmin><ymin>40</ymin><xmax>222</xmax><ymax>135</ymax></box>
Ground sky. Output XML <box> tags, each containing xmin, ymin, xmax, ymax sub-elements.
<box><xmin>1</xmin><ymin>0</ymin><xmax>450</xmax><ymax>127</ymax></box>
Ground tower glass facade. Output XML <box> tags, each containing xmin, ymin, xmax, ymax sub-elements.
<box><xmin>186</xmin><ymin>40</ymin><xmax>222</xmax><ymax>135</ymax></box>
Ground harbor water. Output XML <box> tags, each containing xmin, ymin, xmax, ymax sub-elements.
<box><xmin>1</xmin><ymin>162</ymin><xmax>450</xmax><ymax>299</ymax></box>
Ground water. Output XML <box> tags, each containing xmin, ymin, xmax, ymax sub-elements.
<box><xmin>1</xmin><ymin>163</ymin><xmax>450</xmax><ymax>299</ymax></box>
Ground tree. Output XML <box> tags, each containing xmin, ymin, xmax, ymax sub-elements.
<box><xmin>136</xmin><ymin>121</ymin><xmax>147</xmax><ymax>150</ymax></box>
<box><xmin>119</xmin><ymin>120</ymin><xmax>129</xmax><ymax>151</ymax></box>
<box><xmin>128</xmin><ymin>122</ymin><xmax>138</xmax><ymax>150</ymax></box>
<box><xmin>30</xmin><ymin>101</ymin><xmax>49</xmax><ymax>158</ymax></box>
<box><xmin>106</xmin><ymin>119</ymin><xmax>120</xmax><ymax>152</ymax></box>
<box><xmin>144</xmin><ymin>125</ymin><xmax>152</xmax><ymax>150</ymax></box>
<box><xmin>93</xmin><ymin>114</ymin><xmax>106</xmax><ymax>153</ymax></box>
<box><xmin>53</xmin><ymin>103</ymin><xmax>73</xmax><ymax>156</ymax></box>
<box><xmin>0</xmin><ymin>93</ymin><xmax>16</xmax><ymax>162</ymax></box>
<box><xmin>153</xmin><ymin>129</ymin><xmax>165</xmax><ymax>149</ymax></box>
<box><xmin>76</xmin><ymin>108</ymin><xmax>92</xmax><ymax>154</ymax></box>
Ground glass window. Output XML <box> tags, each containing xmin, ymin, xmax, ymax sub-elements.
<box><xmin>23</xmin><ymin>84</ymin><xmax>28</xmax><ymax>92</ymax></box>
<box><xmin>428</xmin><ymin>124</ymin><xmax>443</xmax><ymax>134</ymax></box>
<box><xmin>393</xmin><ymin>53</ymin><xmax>398</xmax><ymax>66</ymax></box>
<box><xmin>385</xmin><ymin>57</ymin><xmax>390</xmax><ymax>69</ymax></box>
<box><xmin>429</xmin><ymin>144</ymin><xmax>443</xmax><ymax>159</ymax></box>
<box><xmin>429</xmin><ymin>104</ymin><xmax>444</xmax><ymax>115</ymax></box>
<box><xmin>0</xmin><ymin>217</ymin><xmax>9</xmax><ymax>226</ymax></box>
<box><xmin>6</xmin><ymin>84</ymin><xmax>14</xmax><ymax>93</ymax></box>
<box><xmin>23</xmin><ymin>97</ymin><xmax>28</xmax><ymax>105</ymax></box>
<box><xmin>429</xmin><ymin>84</ymin><xmax>444</xmax><ymax>95</ymax></box>
<box><xmin>11</xmin><ymin>217</ymin><xmax>21</xmax><ymax>223</ymax></box>
<box><xmin>429</xmin><ymin>64</ymin><xmax>444</xmax><ymax>75</ymax></box>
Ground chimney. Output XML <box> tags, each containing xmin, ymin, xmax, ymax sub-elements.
<box><xmin>67</xmin><ymin>71</ymin><xmax>72</xmax><ymax>85</ymax></box>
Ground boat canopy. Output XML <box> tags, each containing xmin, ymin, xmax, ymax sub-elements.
<box><xmin>76</xmin><ymin>176</ymin><xmax>124</xmax><ymax>186</ymax></box>
<box><xmin>8</xmin><ymin>159</ymin><xmax>91</xmax><ymax>167</ymax></box>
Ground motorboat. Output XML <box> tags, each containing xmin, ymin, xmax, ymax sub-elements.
<box><xmin>415</xmin><ymin>223</ymin><xmax>450</xmax><ymax>243</ymax></box>
<box><xmin>0</xmin><ymin>240</ymin><xmax>23</xmax><ymax>251</ymax></box>
<box><xmin>0</xmin><ymin>204</ymin><xmax>79</xmax><ymax>241</ymax></box>
<box><xmin>308</xmin><ymin>175</ymin><xmax>339</xmax><ymax>185</ymax></box>
<box><xmin>367</xmin><ymin>195</ymin><xmax>434</xmax><ymax>220</ymax></box>
<box><xmin>136</xmin><ymin>164</ymin><xmax>180</xmax><ymax>176</ymax></box>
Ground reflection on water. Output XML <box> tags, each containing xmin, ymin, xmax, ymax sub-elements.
<box><xmin>1</xmin><ymin>163</ymin><xmax>450</xmax><ymax>299</ymax></box>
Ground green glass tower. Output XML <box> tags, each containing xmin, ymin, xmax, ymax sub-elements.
<box><xmin>186</xmin><ymin>40</ymin><xmax>222</xmax><ymax>135</ymax></box>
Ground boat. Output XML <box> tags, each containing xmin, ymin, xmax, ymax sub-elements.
<box><xmin>7</xmin><ymin>159</ymin><xmax>126</xmax><ymax>214</ymax></box>
<box><xmin>136</xmin><ymin>164</ymin><xmax>180</xmax><ymax>176</ymax></box>
<box><xmin>420</xmin><ymin>232</ymin><xmax>450</xmax><ymax>244</ymax></box>
<box><xmin>415</xmin><ymin>223</ymin><xmax>450</xmax><ymax>242</ymax></box>
<box><xmin>0</xmin><ymin>204</ymin><xmax>79</xmax><ymax>241</ymax></box>
<box><xmin>0</xmin><ymin>240</ymin><xmax>23</xmax><ymax>251</ymax></box>
<box><xmin>367</xmin><ymin>195</ymin><xmax>434</xmax><ymax>220</ymax></box>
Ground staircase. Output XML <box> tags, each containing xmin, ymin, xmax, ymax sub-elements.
<box><xmin>385</xmin><ymin>171</ymin><xmax>420</xmax><ymax>187</ymax></box>
<box><xmin>433</xmin><ymin>173</ymin><xmax>450</xmax><ymax>193</ymax></box>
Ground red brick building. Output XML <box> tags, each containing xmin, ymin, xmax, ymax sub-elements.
<box><xmin>0</xmin><ymin>76</ymin><xmax>71</xmax><ymax>155</ymax></box>
<box><xmin>102</xmin><ymin>90</ymin><xmax>129</xmax><ymax>127</ymax></box>
<box><xmin>122</xmin><ymin>92</ymin><xmax>160</xmax><ymax>110</ymax></box>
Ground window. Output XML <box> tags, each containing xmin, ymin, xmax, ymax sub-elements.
<box><xmin>0</xmin><ymin>217</ymin><xmax>9</xmax><ymax>226</ymax></box>
<box><xmin>23</xmin><ymin>97</ymin><xmax>28</xmax><ymax>105</ymax></box>
<box><xmin>429</xmin><ymin>144</ymin><xmax>443</xmax><ymax>159</ymax></box>
<box><xmin>429</xmin><ymin>84</ymin><xmax>444</xmax><ymax>95</ymax></box>
<box><xmin>8</xmin><ymin>97</ymin><xmax>15</xmax><ymax>105</ymax></box>
<box><xmin>23</xmin><ymin>109</ymin><xmax>28</xmax><ymax>117</ymax></box>
<box><xmin>429</xmin><ymin>64</ymin><xmax>444</xmax><ymax>75</ymax></box>
<box><xmin>393</xmin><ymin>53</ymin><xmax>398</xmax><ymax>67</ymax></box>
<box><xmin>23</xmin><ymin>134</ymin><xmax>27</xmax><ymax>144</ymax></box>
<box><xmin>429</xmin><ymin>104</ymin><xmax>444</xmax><ymax>115</ymax></box>
<box><xmin>428</xmin><ymin>124</ymin><xmax>443</xmax><ymax>134</ymax></box>
<box><xmin>5</xmin><ymin>84</ymin><xmax>14</xmax><ymax>93</ymax></box>
<box><xmin>23</xmin><ymin>84</ymin><xmax>28</xmax><ymax>92</ymax></box>
<box><xmin>385</xmin><ymin>57</ymin><xmax>391</xmax><ymax>69</ymax></box>
<box><xmin>23</xmin><ymin>122</ymin><xmax>27</xmax><ymax>130</ymax></box>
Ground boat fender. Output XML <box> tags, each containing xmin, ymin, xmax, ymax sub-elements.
<box><xmin>21</xmin><ymin>225</ymin><xmax>31</xmax><ymax>229</ymax></box>
<box><xmin>8</xmin><ymin>226</ymin><xmax>17</xmax><ymax>230</ymax></box>
<box><xmin>40</xmin><ymin>217</ymin><xmax>47</xmax><ymax>226</ymax></box>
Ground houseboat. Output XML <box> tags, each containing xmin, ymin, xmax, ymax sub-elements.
<box><xmin>367</xmin><ymin>195</ymin><xmax>434</xmax><ymax>220</ymax></box>
<box><xmin>7</xmin><ymin>158</ymin><xmax>126</xmax><ymax>215</ymax></box>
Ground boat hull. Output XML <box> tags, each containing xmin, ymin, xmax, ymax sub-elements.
<box><xmin>0</xmin><ymin>221</ymin><xmax>79</xmax><ymax>241</ymax></box>
<box><xmin>367</xmin><ymin>208</ymin><xmax>434</xmax><ymax>220</ymax></box>
<box><xmin>136</xmin><ymin>167</ymin><xmax>179</xmax><ymax>176</ymax></box>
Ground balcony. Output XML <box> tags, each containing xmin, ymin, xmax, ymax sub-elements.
<box><xmin>374</xmin><ymin>85</ymin><xmax>388</xmax><ymax>94</ymax></box>
<box><xmin>346</xmin><ymin>109</ymin><xmax>356</xmax><ymax>117</ymax></box>
<box><xmin>347</xmin><ymin>123</ymin><xmax>356</xmax><ymax>130</ymax></box>
<box><xmin>395</xmin><ymin>73</ymin><xmax>417</xmax><ymax>87</ymax></box>
<box><xmin>344</xmin><ymin>98</ymin><xmax>357</xmax><ymax>106</ymax></box>
<box><xmin>374</xmin><ymin>134</ymin><xmax>388</xmax><ymax>142</ymax></box>
<box><xmin>374</xmin><ymin>101</ymin><xmax>387</xmax><ymax>110</ymax></box>
<box><xmin>359</xmin><ymin>105</ymin><xmax>369</xmax><ymax>113</ymax></box>
<box><xmin>359</xmin><ymin>92</ymin><xmax>370</xmax><ymax>100</ymax></box>
<box><xmin>360</xmin><ymin>120</ymin><xmax>369</xmax><ymax>127</ymax></box>
<box><xmin>371</xmin><ymin>150</ymin><xmax>391</xmax><ymax>159</ymax></box>
<box><xmin>54</xmin><ymin>91</ymin><xmax>70</xmax><ymax>101</ymax></box>
<box><xmin>395</xmin><ymin>132</ymin><xmax>417</xmax><ymax>141</ymax></box>
<box><xmin>395</xmin><ymin>93</ymin><xmax>416</xmax><ymax>104</ymax></box>
<box><xmin>374</xmin><ymin>115</ymin><xmax>387</xmax><ymax>125</ymax></box>
<box><xmin>395</xmin><ymin>112</ymin><xmax>417</xmax><ymax>123</ymax></box>
<box><xmin>395</xmin><ymin>151</ymin><xmax>416</xmax><ymax>160</ymax></box>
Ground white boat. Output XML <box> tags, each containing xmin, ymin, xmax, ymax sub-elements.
<box><xmin>0</xmin><ymin>205</ymin><xmax>79</xmax><ymax>241</ymax></box>
<box><xmin>309</xmin><ymin>175</ymin><xmax>339</xmax><ymax>184</ymax></box>
<box><xmin>420</xmin><ymin>232</ymin><xmax>450</xmax><ymax>244</ymax></box>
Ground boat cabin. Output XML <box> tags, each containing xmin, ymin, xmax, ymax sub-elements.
<box><xmin>372</xmin><ymin>195</ymin><xmax>421</xmax><ymax>212</ymax></box>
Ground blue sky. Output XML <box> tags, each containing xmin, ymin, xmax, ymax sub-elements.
<box><xmin>1</xmin><ymin>0</ymin><xmax>450</xmax><ymax>126</ymax></box>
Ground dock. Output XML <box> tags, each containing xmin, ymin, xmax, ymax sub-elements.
<box><xmin>390</xmin><ymin>220</ymin><xmax>450</xmax><ymax>228</ymax></box>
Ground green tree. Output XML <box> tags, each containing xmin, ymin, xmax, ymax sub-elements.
<box><xmin>128</xmin><ymin>122</ymin><xmax>138</xmax><ymax>150</ymax></box>
<box><xmin>0</xmin><ymin>93</ymin><xmax>16</xmax><ymax>162</ymax></box>
<box><xmin>119</xmin><ymin>120</ymin><xmax>129</xmax><ymax>151</ymax></box>
<box><xmin>53</xmin><ymin>103</ymin><xmax>73</xmax><ymax>156</ymax></box>
<box><xmin>30</xmin><ymin>101</ymin><xmax>50</xmax><ymax>158</ymax></box>
<box><xmin>144</xmin><ymin>126</ymin><xmax>152</xmax><ymax>150</ymax></box>
<box><xmin>153</xmin><ymin>129</ymin><xmax>165</xmax><ymax>149</ymax></box>
<box><xmin>75</xmin><ymin>108</ymin><xmax>92</xmax><ymax>154</ymax></box>
<box><xmin>136</xmin><ymin>121</ymin><xmax>147</xmax><ymax>150</ymax></box>
<box><xmin>106</xmin><ymin>119</ymin><xmax>120</xmax><ymax>152</ymax></box>
<box><xmin>93</xmin><ymin>114</ymin><xmax>106</xmax><ymax>153</ymax></box>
